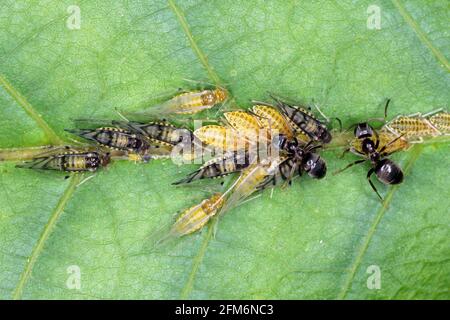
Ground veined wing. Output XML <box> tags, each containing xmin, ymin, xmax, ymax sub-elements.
<box><xmin>217</xmin><ymin>156</ymin><xmax>285</xmax><ymax>217</ymax></box>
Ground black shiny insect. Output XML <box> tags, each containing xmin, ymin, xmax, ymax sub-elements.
<box><xmin>275</xmin><ymin>134</ymin><xmax>327</xmax><ymax>180</ymax></box>
<box><xmin>65</xmin><ymin>127</ymin><xmax>151</xmax><ymax>160</ymax></box>
<box><xmin>16</xmin><ymin>150</ymin><xmax>110</xmax><ymax>173</ymax></box>
<box><xmin>270</xmin><ymin>95</ymin><xmax>332</xmax><ymax>144</ymax></box>
<box><xmin>336</xmin><ymin>122</ymin><xmax>404</xmax><ymax>200</ymax></box>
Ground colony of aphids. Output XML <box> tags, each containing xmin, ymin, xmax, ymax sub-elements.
<box><xmin>14</xmin><ymin>87</ymin><xmax>449</xmax><ymax>246</ymax></box>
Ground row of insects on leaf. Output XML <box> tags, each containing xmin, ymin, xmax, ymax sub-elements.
<box><xmin>16</xmin><ymin>86</ymin><xmax>450</xmax><ymax>246</ymax></box>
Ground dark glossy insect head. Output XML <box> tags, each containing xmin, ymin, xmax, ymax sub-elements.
<box><xmin>85</xmin><ymin>152</ymin><xmax>101</xmax><ymax>170</ymax></box>
<box><xmin>375</xmin><ymin>159</ymin><xmax>403</xmax><ymax>185</ymax></box>
<box><xmin>101</xmin><ymin>153</ymin><xmax>111</xmax><ymax>167</ymax></box>
<box><xmin>302</xmin><ymin>152</ymin><xmax>327</xmax><ymax>179</ymax></box>
<box><xmin>354</xmin><ymin>122</ymin><xmax>374</xmax><ymax>139</ymax></box>
<box><xmin>361</xmin><ymin>138</ymin><xmax>377</xmax><ymax>154</ymax></box>
<box><xmin>318</xmin><ymin>125</ymin><xmax>332</xmax><ymax>143</ymax></box>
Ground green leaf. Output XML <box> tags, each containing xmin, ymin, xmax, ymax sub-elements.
<box><xmin>0</xmin><ymin>0</ymin><xmax>449</xmax><ymax>299</ymax></box>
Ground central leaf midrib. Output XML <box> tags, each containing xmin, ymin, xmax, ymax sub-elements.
<box><xmin>336</xmin><ymin>144</ymin><xmax>424</xmax><ymax>299</ymax></box>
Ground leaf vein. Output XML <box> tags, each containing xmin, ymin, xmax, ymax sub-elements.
<box><xmin>391</xmin><ymin>0</ymin><xmax>450</xmax><ymax>72</ymax></box>
<box><xmin>0</xmin><ymin>74</ymin><xmax>63</xmax><ymax>145</ymax></box>
<box><xmin>167</xmin><ymin>0</ymin><xmax>222</xmax><ymax>85</ymax></box>
<box><xmin>336</xmin><ymin>144</ymin><xmax>424</xmax><ymax>299</ymax></box>
<box><xmin>12</xmin><ymin>174</ymin><xmax>81</xmax><ymax>299</ymax></box>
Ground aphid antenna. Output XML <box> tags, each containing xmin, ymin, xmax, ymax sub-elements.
<box><xmin>239</xmin><ymin>193</ymin><xmax>262</xmax><ymax>206</ymax></box>
<box><xmin>76</xmin><ymin>174</ymin><xmax>96</xmax><ymax>188</ymax></box>
<box><xmin>114</xmin><ymin>108</ymin><xmax>130</xmax><ymax>122</ymax></box>
<box><xmin>251</xmin><ymin>99</ymin><xmax>275</xmax><ymax>108</ymax></box>
<box><xmin>423</xmin><ymin>108</ymin><xmax>445</xmax><ymax>117</ymax></box>
<box><xmin>214</xmin><ymin>98</ymin><xmax>235</xmax><ymax>117</ymax></box>
<box><xmin>310</xmin><ymin>100</ymin><xmax>330</xmax><ymax>123</ymax></box>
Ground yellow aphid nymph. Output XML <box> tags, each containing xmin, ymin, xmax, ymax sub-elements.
<box><xmin>169</xmin><ymin>193</ymin><xmax>225</xmax><ymax>237</ymax></box>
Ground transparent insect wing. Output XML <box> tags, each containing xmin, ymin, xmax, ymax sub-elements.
<box><xmin>217</xmin><ymin>157</ymin><xmax>283</xmax><ymax>217</ymax></box>
<box><xmin>16</xmin><ymin>156</ymin><xmax>58</xmax><ymax>171</ymax></box>
<box><xmin>252</xmin><ymin>104</ymin><xmax>293</xmax><ymax>139</ymax></box>
<box><xmin>377</xmin><ymin>130</ymin><xmax>410</xmax><ymax>154</ymax></box>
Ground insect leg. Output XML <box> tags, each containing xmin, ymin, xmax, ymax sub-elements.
<box><xmin>367</xmin><ymin>168</ymin><xmax>383</xmax><ymax>201</ymax></box>
<box><xmin>339</xmin><ymin>147</ymin><xmax>351</xmax><ymax>159</ymax></box>
<box><xmin>333</xmin><ymin>159</ymin><xmax>366</xmax><ymax>175</ymax></box>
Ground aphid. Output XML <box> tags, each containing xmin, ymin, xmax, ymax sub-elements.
<box><xmin>172</xmin><ymin>151</ymin><xmax>253</xmax><ymax>185</ymax></box>
<box><xmin>134</xmin><ymin>87</ymin><xmax>228</xmax><ymax>116</ymax></box>
<box><xmin>113</xmin><ymin>120</ymin><xmax>195</xmax><ymax>146</ymax></box>
<box><xmin>223</xmin><ymin>110</ymin><xmax>262</xmax><ymax>140</ymax></box>
<box><xmin>383</xmin><ymin>115</ymin><xmax>440</xmax><ymax>142</ymax></box>
<box><xmin>65</xmin><ymin>127</ymin><xmax>151</xmax><ymax>160</ymax></box>
<box><xmin>379</xmin><ymin>100</ymin><xmax>448</xmax><ymax>142</ymax></box>
<box><xmin>252</xmin><ymin>104</ymin><xmax>294</xmax><ymax>139</ymax></box>
<box><xmin>427</xmin><ymin>110</ymin><xmax>450</xmax><ymax>135</ymax></box>
<box><xmin>336</xmin><ymin>122</ymin><xmax>405</xmax><ymax>200</ymax></box>
<box><xmin>155</xmin><ymin>193</ymin><xmax>224</xmax><ymax>245</ymax></box>
<box><xmin>270</xmin><ymin>95</ymin><xmax>332</xmax><ymax>143</ymax></box>
<box><xmin>16</xmin><ymin>150</ymin><xmax>110</xmax><ymax>173</ymax></box>
<box><xmin>194</xmin><ymin>125</ymin><xmax>250</xmax><ymax>152</ymax></box>
<box><xmin>216</xmin><ymin>157</ymin><xmax>286</xmax><ymax>216</ymax></box>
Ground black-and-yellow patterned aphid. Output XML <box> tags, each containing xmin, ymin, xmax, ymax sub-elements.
<box><xmin>382</xmin><ymin>109</ymin><xmax>450</xmax><ymax>142</ymax></box>
<box><xmin>269</xmin><ymin>95</ymin><xmax>332</xmax><ymax>143</ymax></box>
<box><xmin>173</xmin><ymin>151</ymin><xmax>252</xmax><ymax>185</ymax></box>
<box><xmin>16</xmin><ymin>150</ymin><xmax>110</xmax><ymax>172</ymax></box>
<box><xmin>66</xmin><ymin>127</ymin><xmax>150</xmax><ymax>154</ymax></box>
<box><xmin>113</xmin><ymin>120</ymin><xmax>195</xmax><ymax>147</ymax></box>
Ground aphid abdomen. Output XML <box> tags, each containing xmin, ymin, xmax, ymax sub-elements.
<box><xmin>172</xmin><ymin>152</ymin><xmax>250</xmax><ymax>184</ymax></box>
<box><xmin>385</xmin><ymin>116</ymin><xmax>440</xmax><ymax>140</ymax></box>
<box><xmin>428</xmin><ymin>111</ymin><xmax>450</xmax><ymax>134</ymax></box>
<box><xmin>48</xmin><ymin>156</ymin><xmax>64</xmax><ymax>171</ymax></box>
<box><xmin>67</xmin><ymin>154</ymin><xmax>84</xmax><ymax>171</ymax></box>
<box><xmin>170</xmin><ymin>193</ymin><xmax>224</xmax><ymax>236</ymax></box>
<box><xmin>194</xmin><ymin>125</ymin><xmax>248</xmax><ymax>152</ymax></box>
<box><xmin>252</xmin><ymin>105</ymin><xmax>293</xmax><ymax>138</ymax></box>
<box><xmin>224</xmin><ymin>111</ymin><xmax>261</xmax><ymax>138</ymax></box>
<box><xmin>172</xmin><ymin>91</ymin><xmax>206</xmax><ymax>114</ymax></box>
